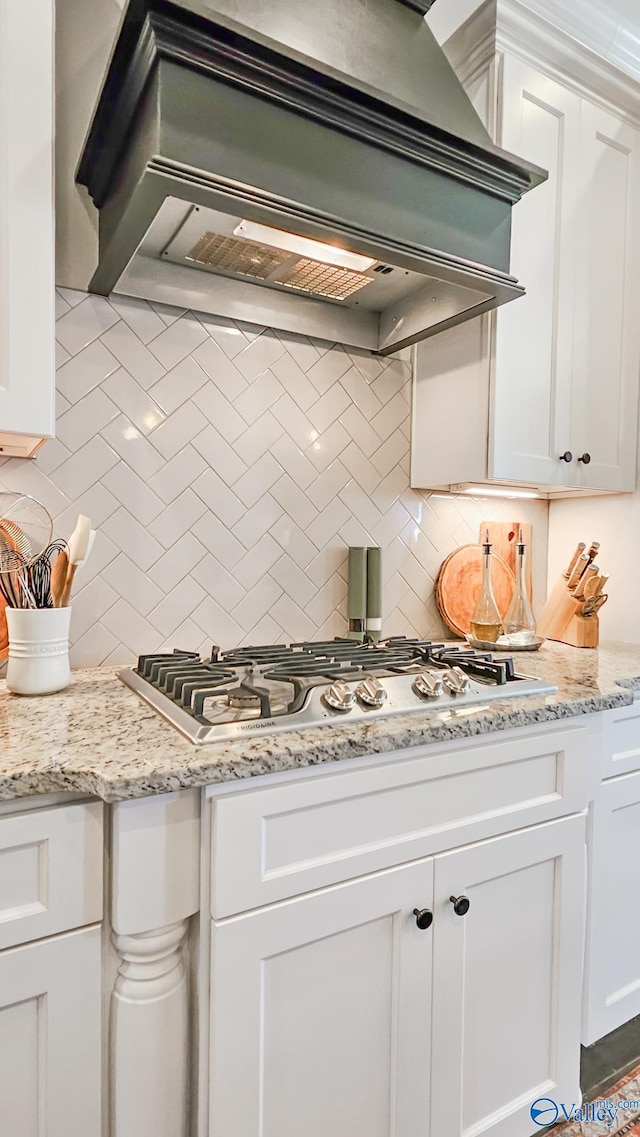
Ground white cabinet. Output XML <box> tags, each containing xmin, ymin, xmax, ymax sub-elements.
<box><xmin>431</xmin><ymin>816</ymin><xmax>585</xmax><ymax>1137</ymax></box>
<box><xmin>583</xmin><ymin>702</ymin><xmax>640</xmax><ymax>1043</ymax></box>
<box><xmin>411</xmin><ymin>5</ymin><xmax>640</xmax><ymax>496</ymax></box>
<box><xmin>585</xmin><ymin>770</ymin><xmax>640</xmax><ymax>1043</ymax></box>
<box><xmin>0</xmin><ymin>799</ymin><xmax>103</xmax><ymax>1135</ymax></box>
<box><xmin>210</xmin><ymin>862</ymin><xmax>433</xmax><ymax>1137</ymax></box>
<box><xmin>489</xmin><ymin>59</ymin><xmax>581</xmax><ymax>489</ymax></box>
<box><xmin>0</xmin><ymin>0</ymin><xmax>55</xmax><ymax>458</ymax></box>
<box><xmin>571</xmin><ymin>103</ymin><xmax>640</xmax><ymax>492</ymax></box>
<box><xmin>208</xmin><ymin>736</ymin><xmax>586</xmax><ymax>1137</ymax></box>
<box><xmin>0</xmin><ymin>925</ymin><xmax>102</xmax><ymax>1137</ymax></box>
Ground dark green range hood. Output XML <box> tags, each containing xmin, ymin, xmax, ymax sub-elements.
<box><xmin>77</xmin><ymin>0</ymin><xmax>546</xmax><ymax>354</ymax></box>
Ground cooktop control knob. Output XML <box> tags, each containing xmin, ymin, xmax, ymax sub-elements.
<box><xmin>442</xmin><ymin>667</ymin><xmax>471</xmax><ymax>696</ymax></box>
<box><xmin>355</xmin><ymin>677</ymin><xmax>388</xmax><ymax>708</ymax></box>
<box><xmin>413</xmin><ymin>671</ymin><xmax>443</xmax><ymax>700</ymax></box>
<box><xmin>323</xmin><ymin>681</ymin><xmax>356</xmax><ymax>712</ymax></box>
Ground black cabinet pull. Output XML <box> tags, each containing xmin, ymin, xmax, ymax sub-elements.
<box><xmin>559</xmin><ymin>451</ymin><xmax>573</xmax><ymax>462</ymax></box>
<box><xmin>578</xmin><ymin>453</ymin><xmax>591</xmax><ymax>464</ymax></box>
<box><xmin>413</xmin><ymin>907</ymin><xmax>433</xmax><ymax>930</ymax></box>
<box><xmin>450</xmin><ymin>895</ymin><xmax>470</xmax><ymax>916</ymax></box>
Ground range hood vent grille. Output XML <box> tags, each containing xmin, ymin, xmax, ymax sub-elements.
<box><xmin>279</xmin><ymin>258</ymin><xmax>372</xmax><ymax>301</ymax></box>
<box><xmin>185</xmin><ymin>229</ymin><xmax>374</xmax><ymax>302</ymax></box>
<box><xmin>186</xmin><ymin>233</ymin><xmax>288</xmax><ymax>279</ymax></box>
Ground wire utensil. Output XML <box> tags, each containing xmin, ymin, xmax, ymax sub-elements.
<box><xmin>0</xmin><ymin>494</ymin><xmax>54</xmax><ymax>609</ymax></box>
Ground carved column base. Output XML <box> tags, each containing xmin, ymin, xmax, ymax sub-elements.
<box><xmin>110</xmin><ymin>920</ymin><xmax>190</xmax><ymax>1137</ymax></box>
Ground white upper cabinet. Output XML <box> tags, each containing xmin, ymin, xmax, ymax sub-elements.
<box><xmin>0</xmin><ymin>0</ymin><xmax>55</xmax><ymax>459</ymax></box>
<box><xmin>490</xmin><ymin>60</ymin><xmax>581</xmax><ymax>488</ymax></box>
<box><xmin>571</xmin><ymin>103</ymin><xmax>640</xmax><ymax>491</ymax></box>
<box><xmin>412</xmin><ymin>3</ymin><xmax>640</xmax><ymax>497</ymax></box>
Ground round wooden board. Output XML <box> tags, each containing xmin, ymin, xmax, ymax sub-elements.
<box><xmin>436</xmin><ymin>544</ymin><xmax>515</xmax><ymax>639</ymax></box>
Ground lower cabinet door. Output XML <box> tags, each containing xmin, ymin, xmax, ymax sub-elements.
<box><xmin>210</xmin><ymin>860</ymin><xmax>434</xmax><ymax>1137</ymax></box>
<box><xmin>584</xmin><ymin>770</ymin><xmax>640</xmax><ymax>1044</ymax></box>
<box><xmin>0</xmin><ymin>925</ymin><xmax>102</xmax><ymax>1137</ymax></box>
<box><xmin>430</xmin><ymin>815</ymin><xmax>585</xmax><ymax>1137</ymax></box>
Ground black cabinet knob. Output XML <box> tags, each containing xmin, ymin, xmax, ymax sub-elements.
<box><xmin>559</xmin><ymin>451</ymin><xmax>573</xmax><ymax>463</ymax></box>
<box><xmin>578</xmin><ymin>453</ymin><xmax>591</xmax><ymax>464</ymax></box>
<box><xmin>450</xmin><ymin>895</ymin><xmax>470</xmax><ymax>916</ymax></box>
<box><xmin>413</xmin><ymin>907</ymin><xmax>433</xmax><ymax>930</ymax></box>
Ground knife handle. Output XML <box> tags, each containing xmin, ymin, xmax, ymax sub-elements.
<box><xmin>593</xmin><ymin>573</ymin><xmax>609</xmax><ymax>597</ymax></box>
<box><xmin>568</xmin><ymin>553</ymin><xmax>590</xmax><ymax>590</ymax></box>
<box><xmin>574</xmin><ymin>565</ymin><xmax>598</xmax><ymax>601</ymax></box>
<box><xmin>582</xmin><ymin>571</ymin><xmax>602</xmax><ymax>600</ymax></box>
<box><xmin>564</xmin><ymin>542</ymin><xmax>586</xmax><ymax>579</ymax></box>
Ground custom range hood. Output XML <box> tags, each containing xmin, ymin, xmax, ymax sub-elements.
<box><xmin>77</xmin><ymin>0</ymin><xmax>546</xmax><ymax>355</ymax></box>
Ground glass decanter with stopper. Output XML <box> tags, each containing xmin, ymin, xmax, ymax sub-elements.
<box><xmin>502</xmin><ymin>528</ymin><xmax>537</xmax><ymax>645</ymax></box>
<box><xmin>470</xmin><ymin>530</ymin><xmax>504</xmax><ymax>643</ymax></box>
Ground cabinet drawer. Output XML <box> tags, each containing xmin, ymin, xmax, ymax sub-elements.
<box><xmin>210</xmin><ymin>726</ymin><xmax>588</xmax><ymax>918</ymax></box>
<box><xmin>602</xmin><ymin>701</ymin><xmax>640</xmax><ymax>779</ymax></box>
<box><xmin>0</xmin><ymin>801</ymin><xmax>103</xmax><ymax>950</ymax></box>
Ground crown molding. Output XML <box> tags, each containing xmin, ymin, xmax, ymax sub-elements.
<box><xmin>442</xmin><ymin>0</ymin><xmax>640</xmax><ymax>124</ymax></box>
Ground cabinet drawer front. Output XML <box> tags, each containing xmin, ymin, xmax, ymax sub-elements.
<box><xmin>602</xmin><ymin>702</ymin><xmax>640</xmax><ymax>779</ymax></box>
<box><xmin>0</xmin><ymin>801</ymin><xmax>103</xmax><ymax>950</ymax></box>
<box><xmin>210</xmin><ymin>726</ymin><xmax>588</xmax><ymax>917</ymax></box>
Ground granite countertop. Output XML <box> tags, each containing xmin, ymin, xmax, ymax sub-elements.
<box><xmin>1</xmin><ymin>640</ymin><xmax>639</xmax><ymax>803</ymax></box>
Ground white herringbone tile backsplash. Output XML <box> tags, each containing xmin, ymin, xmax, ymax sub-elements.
<box><xmin>0</xmin><ymin>290</ymin><xmax>549</xmax><ymax>667</ymax></box>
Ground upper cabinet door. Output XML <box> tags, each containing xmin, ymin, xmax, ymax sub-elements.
<box><xmin>490</xmin><ymin>57</ymin><xmax>582</xmax><ymax>487</ymax></box>
<box><xmin>569</xmin><ymin>103</ymin><xmax>640</xmax><ymax>492</ymax></box>
<box><xmin>0</xmin><ymin>0</ymin><xmax>55</xmax><ymax>458</ymax></box>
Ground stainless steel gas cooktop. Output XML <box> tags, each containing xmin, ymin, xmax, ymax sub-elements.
<box><xmin>119</xmin><ymin>638</ymin><xmax>557</xmax><ymax>746</ymax></box>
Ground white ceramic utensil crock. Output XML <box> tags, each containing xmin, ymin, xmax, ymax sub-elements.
<box><xmin>5</xmin><ymin>607</ymin><xmax>71</xmax><ymax>695</ymax></box>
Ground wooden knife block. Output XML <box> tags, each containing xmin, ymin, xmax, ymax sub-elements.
<box><xmin>537</xmin><ymin>574</ymin><xmax>599</xmax><ymax>648</ymax></box>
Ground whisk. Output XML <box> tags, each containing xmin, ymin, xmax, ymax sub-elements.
<box><xmin>0</xmin><ymin>540</ymin><xmax>67</xmax><ymax>609</ymax></box>
<box><xmin>0</xmin><ymin>493</ymin><xmax>55</xmax><ymax>609</ymax></box>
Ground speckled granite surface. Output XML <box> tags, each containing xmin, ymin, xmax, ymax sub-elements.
<box><xmin>1</xmin><ymin>640</ymin><xmax>639</xmax><ymax>802</ymax></box>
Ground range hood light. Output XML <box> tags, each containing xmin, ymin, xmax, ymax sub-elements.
<box><xmin>233</xmin><ymin>220</ymin><xmax>376</xmax><ymax>273</ymax></box>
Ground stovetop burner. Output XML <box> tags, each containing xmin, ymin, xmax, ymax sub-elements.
<box><xmin>119</xmin><ymin>637</ymin><xmax>558</xmax><ymax>745</ymax></box>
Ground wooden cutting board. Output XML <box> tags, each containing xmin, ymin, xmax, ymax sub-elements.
<box><xmin>436</xmin><ymin>544</ymin><xmax>515</xmax><ymax>638</ymax></box>
<box><xmin>480</xmin><ymin>520</ymin><xmax>533</xmax><ymax>601</ymax></box>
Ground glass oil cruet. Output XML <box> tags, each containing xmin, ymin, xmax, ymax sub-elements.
<box><xmin>503</xmin><ymin>528</ymin><xmax>537</xmax><ymax>645</ymax></box>
<box><xmin>470</xmin><ymin>530</ymin><xmax>504</xmax><ymax>644</ymax></box>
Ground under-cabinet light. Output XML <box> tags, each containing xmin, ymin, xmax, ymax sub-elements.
<box><xmin>453</xmin><ymin>484</ymin><xmax>541</xmax><ymax>500</ymax></box>
<box><xmin>233</xmin><ymin>220</ymin><xmax>376</xmax><ymax>273</ymax></box>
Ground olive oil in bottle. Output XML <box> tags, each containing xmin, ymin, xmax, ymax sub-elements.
<box><xmin>469</xmin><ymin>531</ymin><xmax>504</xmax><ymax>643</ymax></box>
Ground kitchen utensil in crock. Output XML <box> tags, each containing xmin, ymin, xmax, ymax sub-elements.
<box><xmin>0</xmin><ymin>493</ymin><xmax>53</xmax><ymax>573</ymax></box>
<box><xmin>51</xmin><ymin>549</ymin><xmax>69</xmax><ymax>608</ymax></box>
<box><xmin>59</xmin><ymin>515</ymin><xmax>92</xmax><ymax>607</ymax></box>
